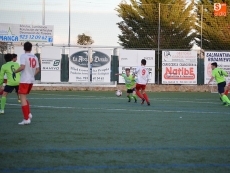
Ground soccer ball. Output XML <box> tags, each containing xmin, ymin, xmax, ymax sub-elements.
<box><xmin>115</xmin><ymin>90</ymin><xmax>122</xmax><ymax>97</ymax></box>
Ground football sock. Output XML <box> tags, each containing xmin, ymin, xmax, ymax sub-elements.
<box><xmin>1</xmin><ymin>96</ymin><xmax>6</xmax><ymax>110</ymax></box>
<box><xmin>127</xmin><ymin>95</ymin><xmax>131</xmax><ymax>101</ymax></box>
<box><xmin>26</xmin><ymin>100</ymin><xmax>30</xmax><ymax>114</ymax></box>
<box><xmin>132</xmin><ymin>94</ymin><xmax>137</xmax><ymax>100</ymax></box>
<box><xmin>219</xmin><ymin>94</ymin><xmax>223</xmax><ymax>101</ymax></box>
<box><xmin>224</xmin><ymin>90</ymin><xmax>229</xmax><ymax>95</ymax></box>
<box><xmin>22</xmin><ymin>105</ymin><xmax>29</xmax><ymax>120</ymax></box>
<box><xmin>143</xmin><ymin>93</ymin><xmax>150</xmax><ymax>103</ymax></box>
<box><xmin>221</xmin><ymin>95</ymin><xmax>230</xmax><ymax>104</ymax></box>
<box><xmin>136</xmin><ymin>90</ymin><xmax>144</xmax><ymax>99</ymax></box>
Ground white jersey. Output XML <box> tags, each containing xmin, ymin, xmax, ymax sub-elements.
<box><xmin>20</xmin><ymin>53</ymin><xmax>39</xmax><ymax>83</ymax></box>
<box><xmin>134</xmin><ymin>66</ymin><xmax>149</xmax><ymax>85</ymax></box>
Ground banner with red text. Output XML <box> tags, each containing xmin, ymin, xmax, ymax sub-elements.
<box><xmin>162</xmin><ymin>51</ymin><xmax>197</xmax><ymax>84</ymax></box>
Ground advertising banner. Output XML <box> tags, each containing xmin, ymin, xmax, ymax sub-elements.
<box><xmin>162</xmin><ymin>51</ymin><xmax>197</xmax><ymax>84</ymax></box>
<box><xmin>119</xmin><ymin>50</ymin><xmax>155</xmax><ymax>84</ymax></box>
<box><xmin>41</xmin><ymin>47</ymin><xmax>61</xmax><ymax>82</ymax></box>
<box><xmin>69</xmin><ymin>49</ymin><xmax>112</xmax><ymax>83</ymax></box>
<box><xmin>0</xmin><ymin>23</ymin><xmax>53</xmax><ymax>43</ymax></box>
<box><xmin>204</xmin><ymin>51</ymin><xmax>230</xmax><ymax>84</ymax></box>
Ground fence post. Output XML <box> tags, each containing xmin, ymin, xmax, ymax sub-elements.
<box><xmin>157</xmin><ymin>3</ymin><xmax>161</xmax><ymax>84</ymax></box>
<box><xmin>34</xmin><ymin>53</ymin><xmax>41</xmax><ymax>80</ymax></box>
<box><xmin>88</xmin><ymin>48</ymin><xmax>92</xmax><ymax>82</ymax></box>
<box><xmin>111</xmin><ymin>55</ymin><xmax>119</xmax><ymax>83</ymax></box>
<box><xmin>61</xmin><ymin>47</ymin><xmax>69</xmax><ymax>82</ymax></box>
<box><xmin>0</xmin><ymin>54</ymin><xmax>5</xmax><ymax>69</ymax></box>
<box><xmin>201</xmin><ymin>5</ymin><xmax>203</xmax><ymax>50</ymax></box>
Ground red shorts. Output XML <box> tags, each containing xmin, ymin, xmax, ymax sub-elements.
<box><xmin>136</xmin><ymin>84</ymin><xmax>146</xmax><ymax>90</ymax></box>
<box><xmin>18</xmin><ymin>83</ymin><xmax>33</xmax><ymax>94</ymax></box>
<box><xmin>0</xmin><ymin>89</ymin><xmax>3</xmax><ymax>95</ymax></box>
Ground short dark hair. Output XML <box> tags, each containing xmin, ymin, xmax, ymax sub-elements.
<box><xmin>12</xmin><ymin>53</ymin><xmax>17</xmax><ymax>58</ymax></box>
<box><xmin>24</xmin><ymin>42</ymin><xmax>32</xmax><ymax>51</ymax></box>
<box><xmin>211</xmin><ymin>62</ymin><xmax>217</xmax><ymax>67</ymax></box>
<box><xmin>125</xmin><ymin>68</ymin><xmax>130</xmax><ymax>72</ymax></box>
<box><xmin>4</xmin><ymin>53</ymin><xmax>13</xmax><ymax>62</ymax></box>
<box><xmin>141</xmin><ymin>59</ymin><xmax>146</xmax><ymax>65</ymax></box>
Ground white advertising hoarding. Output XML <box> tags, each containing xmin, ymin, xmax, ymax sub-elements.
<box><xmin>204</xmin><ymin>51</ymin><xmax>230</xmax><ymax>84</ymax></box>
<box><xmin>41</xmin><ymin>47</ymin><xmax>61</xmax><ymax>82</ymax></box>
<box><xmin>0</xmin><ymin>23</ymin><xmax>53</xmax><ymax>43</ymax></box>
<box><xmin>119</xmin><ymin>50</ymin><xmax>155</xmax><ymax>84</ymax></box>
<box><xmin>69</xmin><ymin>49</ymin><xmax>112</xmax><ymax>83</ymax></box>
<box><xmin>119</xmin><ymin>50</ymin><xmax>139</xmax><ymax>66</ymax></box>
<box><xmin>162</xmin><ymin>51</ymin><xmax>197</xmax><ymax>84</ymax></box>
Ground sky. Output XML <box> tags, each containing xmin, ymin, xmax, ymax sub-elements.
<box><xmin>0</xmin><ymin>0</ymin><xmax>124</xmax><ymax>46</ymax></box>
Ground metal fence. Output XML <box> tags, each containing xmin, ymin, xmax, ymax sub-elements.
<box><xmin>0</xmin><ymin>48</ymin><xmax>205</xmax><ymax>85</ymax></box>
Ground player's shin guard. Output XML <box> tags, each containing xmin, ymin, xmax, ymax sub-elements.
<box><xmin>22</xmin><ymin>105</ymin><xmax>29</xmax><ymax>120</ymax></box>
<box><xmin>143</xmin><ymin>93</ymin><xmax>150</xmax><ymax>103</ymax></box>
<box><xmin>136</xmin><ymin>90</ymin><xmax>144</xmax><ymax>99</ymax></box>
<box><xmin>1</xmin><ymin>96</ymin><xmax>6</xmax><ymax>110</ymax></box>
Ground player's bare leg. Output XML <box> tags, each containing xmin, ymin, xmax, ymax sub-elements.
<box><xmin>17</xmin><ymin>92</ymin><xmax>21</xmax><ymax>103</ymax></box>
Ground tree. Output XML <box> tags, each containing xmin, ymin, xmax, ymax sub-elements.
<box><xmin>195</xmin><ymin>0</ymin><xmax>230</xmax><ymax>50</ymax></box>
<box><xmin>0</xmin><ymin>41</ymin><xmax>7</xmax><ymax>54</ymax></box>
<box><xmin>116</xmin><ymin>0</ymin><xmax>197</xmax><ymax>49</ymax></box>
<box><xmin>77</xmin><ymin>33</ymin><xmax>94</xmax><ymax>45</ymax></box>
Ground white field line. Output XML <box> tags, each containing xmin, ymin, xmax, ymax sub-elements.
<box><xmin>6</xmin><ymin>103</ymin><xmax>230</xmax><ymax>115</ymax></box>
<box><xmin>7</xmin><ymin>97</ymin><xmax>220</xmax><ymax>105</ymax></box>
<box><xmin>30</xmin><ymin>93</ymin><xmax>217</xmax><ymax>101</ymax></box>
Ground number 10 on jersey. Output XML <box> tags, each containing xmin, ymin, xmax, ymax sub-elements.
<box><xmin>29</xmin><ymin>57</ymin><xmax>36</xmax><ymax>68</ymax></box>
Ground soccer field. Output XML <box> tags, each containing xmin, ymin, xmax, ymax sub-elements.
<box><xmin>0</xmin><ymin>91</ymin><xmax>230</xmax><ymax>173</ymax></box>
